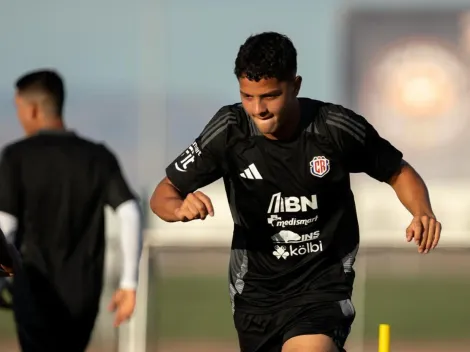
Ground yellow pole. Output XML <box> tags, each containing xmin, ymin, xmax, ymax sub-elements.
<box><xmin>378</xmin><ymin>324</ymin><xmax>390</xmax><ymax>352</ymax></box>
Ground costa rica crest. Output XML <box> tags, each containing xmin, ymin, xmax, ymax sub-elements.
<box><xmin>310</xmin><ymin>156</ymin><xmax>330</xmax><ymax>178</ymax></box>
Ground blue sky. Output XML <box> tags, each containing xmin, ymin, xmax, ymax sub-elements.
<box><xmin>1</xmin><ymin>0</ymin><xmax>468</xmax><ymax>188</ymax></box>
<box><xmin>0</xmin><ymin>0</ymin><xmax>344</xmax><ymax>188</ymax></box>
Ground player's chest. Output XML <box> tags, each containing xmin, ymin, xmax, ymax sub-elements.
<box><xmin>227</xmin><ymin>136</ymin><xmax>346</xmax><ymax>194</ymax></box>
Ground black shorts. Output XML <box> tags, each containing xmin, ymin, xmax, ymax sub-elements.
<box><xmin>233</xmin><ymin>299</ymin><xmax>355</xmax><ymax>352</ymax></box>
<box><xmin>12</xmin><ymin>269</ymin><xmax>99</xmax><ymax>352</ymax></box>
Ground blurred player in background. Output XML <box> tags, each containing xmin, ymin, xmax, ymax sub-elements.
<box><xmin>0</xmin><ymin>226</ymin><xmax>20</xmax><ymax>309</ymax></box>
<box><xmin>0</xmin><ymin>69</ymin><xmax>143</xmax><ymax>352</ymax></box>
<box><xmin>150</xmin><ymin>32</ymin><xmax>441</xmax><ymax>352</ymax></box>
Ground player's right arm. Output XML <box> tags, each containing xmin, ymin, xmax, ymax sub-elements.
<box><xmin>151</xmin><ymin>178</ymin><xmax>215</xmax><ymax>222</ymax></box>
<box><xmin>150</xmin><ymin>106</ymin><xmax>234</xmax><ymax>222</ymax></box>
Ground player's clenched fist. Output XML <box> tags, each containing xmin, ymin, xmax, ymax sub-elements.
<box><xmin>174</xmin><ymin>191</ymin><xmax>214</xmax><ymax>221</ymax></box>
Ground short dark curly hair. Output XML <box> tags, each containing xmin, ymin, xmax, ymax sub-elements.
<box><xmin>234</xmin><ymin>32</ymin><xmax>297</xmax><ymax>82</ymax></box>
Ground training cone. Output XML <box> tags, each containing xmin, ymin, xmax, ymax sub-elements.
<box><xmin>378</xmin><ymin>324</ymin><xmax>390</xmax><ymax>352</ymax></box>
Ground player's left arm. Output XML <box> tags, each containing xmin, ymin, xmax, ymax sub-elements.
<box><xmin>386</xmin><ymin>160</ymin><xmax>440</xmax><ymax>253</ymax></box>
<box><xmin>102</xmin><ymin>146</ymin><xmax>143</xmax><ymax>326</ymax></box>
<box><xmin>319</xmin><ymin>104</ymin><xmax>441</xmax><ymax>253</ymax></box>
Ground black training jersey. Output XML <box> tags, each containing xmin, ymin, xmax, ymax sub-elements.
<box><xmin>166</xmin><ymin>98</ymin><xmax>403</xmax><ymax>314</ymax></box>
<box><xmin>0</xmin><ymin>131</ymin><xmax>135</xmax><ymax>311</ymax></box>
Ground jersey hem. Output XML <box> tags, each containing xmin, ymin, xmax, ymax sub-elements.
<box><xmin>233</xmin><ymin>291</ymin><xmax>351</xmax><ymax>315</ymax></box>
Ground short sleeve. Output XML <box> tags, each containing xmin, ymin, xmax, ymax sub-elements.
<box><xmin>0</xmin><ymin>148</ymin><xmax>20</xmax><ymax>216</ymax></box>
<box><xmin>316</xmin><ymin>104</ymin><xmax>403</xmax><ymax>182</ymax></box>
<box><xmin>166</xmin><ymin>106</ymin><xmax>235</xmax><ymax>195</ymax></box>
<box><xmin>102</xmin><ymin>146</ymin><xmax>136</xmax><ymax>210</ymax></box>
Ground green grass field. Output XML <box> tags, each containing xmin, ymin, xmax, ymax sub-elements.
<box><xmin>362</xmin><ymin>277</ymin><xmax>470</xmax><ymax>340</ymax></box>
<box><xmin>0</xmin><ymin>310</ymin><xmax>15</xmax><ymax>337</ymax></box>
<box><xmin>148</xmin><ymin>275</ymin><xmax>470</xmax><ymax>342</ymax></box>
<box><xmin>0</xmin><ymin>275</ymin><xmax>469</xmax><ymax>343</ymax></box>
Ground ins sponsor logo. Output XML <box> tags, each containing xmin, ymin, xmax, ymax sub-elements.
<box><xmin>271</xmin><ymin>230</ymin><xmax>323</xmax><ymax>260</ymax></box>
<box><xmin>174</xmin><ymin>142</ymin><xmax>201</xmax><ymax>172</ymax></box>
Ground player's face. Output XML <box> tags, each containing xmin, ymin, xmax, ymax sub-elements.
<box><xmin>14</xmin><ymin>94</ymin><xmax>40</xmax><ymax>136</ymax></box>
<box><xmin>239</xmin><ymin>76</ymin><xmax>301</xmax><ymax>138</ymax></box>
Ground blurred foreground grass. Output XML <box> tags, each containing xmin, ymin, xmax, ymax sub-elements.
<box><xmin>0</xmin><ymin>275</ymin><xmax>468</xmax><ymax>343</ymax></box>
<box><xmin>148</xmin><ymin>275</ymin><xmax>470</xmax><ymax>342</ymax></box>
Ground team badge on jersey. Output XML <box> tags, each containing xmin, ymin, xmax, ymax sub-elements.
<box><xmin>310</xmin><ymin>156</ymin><xmax>330</xmax><ymax>178</ymax></box>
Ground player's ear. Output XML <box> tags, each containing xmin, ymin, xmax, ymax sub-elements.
<box><xmin>30</xmin><ymin>101</ymin><xmax>40</xmax><ymax>120</ymax></box>
<box><xmin>293</xmin><ymin>76</ymin><xmax>302</xmax><ymax>96</ymax></box>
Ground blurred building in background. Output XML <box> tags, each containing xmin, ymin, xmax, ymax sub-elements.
<box><xmin>0</xmin><ymin>0</ymin><xmax>469</xmax><ymax>351</ymax></box>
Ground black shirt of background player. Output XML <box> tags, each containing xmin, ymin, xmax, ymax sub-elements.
<box><xmin>0</xmin><ymin>131</ymin><xmax>135</xmax><ymax>316</ymax></box>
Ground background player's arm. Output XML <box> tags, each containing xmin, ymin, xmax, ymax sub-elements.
<box><xmin>103</xmin><ymin>146</ymin><xmax>144</xmax><ymax>326</ymax></box>
<box><xmin>104</xmin><ymin>146</ymin><xmax>143</xmax><ymax>290</ymax></box>
<box><xmin>150</xmin><ymin>107</ymin><xmax>232</xmax><ymax>222</ymax></box>
<box><xmin>0</xmin><ymin>149</ymin><xmax>20</xmax><ymax>271</ymax></box>
<box><xmin>319</xmin><ymin>104</ymin><xmax>441</xmax><ymax>252</ymax></box>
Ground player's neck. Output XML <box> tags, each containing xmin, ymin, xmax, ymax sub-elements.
<box><xmin>265</xmin><ymin>100</ymin><xmax>301</xmax><ymax>141</ymax></box>
<box><xmin>38</xmin><ymin>118</ymin><xmax>66</xmax><ymax>132</ymax></box>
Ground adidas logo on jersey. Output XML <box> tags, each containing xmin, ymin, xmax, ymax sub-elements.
<box><xmin>240</xmin><ymin>164</ymin><xmax>263</xmax><ymax>180</ymax></box>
